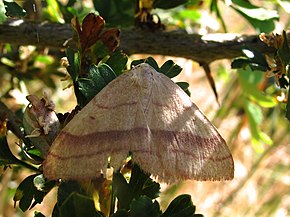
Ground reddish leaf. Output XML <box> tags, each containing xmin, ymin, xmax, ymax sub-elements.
<box><xmin>99</xmin><ymin>29</ymin><xmax>120</xmax><ymax>52</ymax></box>
<box><xmin>81</xmin><ymin>14</ymin><xmax>105</xmax><ymax>51</ymax></box>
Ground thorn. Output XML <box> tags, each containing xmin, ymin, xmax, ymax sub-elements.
<box><xmin>200</xmin><ymin>62</ymin><xmax>220</xmax><ymax>106</ymax></box>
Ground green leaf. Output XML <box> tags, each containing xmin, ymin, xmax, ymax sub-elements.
<box><xmin>162</xmin><ymin>194</ymin><xmax>201</xmax><ymax>217</ymax></box>
<box><xmin>230</xmin><ymin>0</ymin><xmax>279</xmax><ymax>33</ymax></box>
<box><xmin>129</xmin><ymin>164</ymin><xmax>160</xmax><ymax>200</ymax></box>
<box><xmin>26</xmin><ymin>148</ymin><xmax>43</xmax><ymax>159</ymax></box>
<box><xmin>131</xmin><ymin>59</ymin><xmax>145</xmax><ymax>67</ymax></box>
<box><xmin>105</xmin><ymin>50</ymin><xmax>128</xmax><ymax>75</ymax></box>
<box><xmin>93</xmin><ymin>0</ymin><xmax>134</xmax><ymax>27</ymax></box>
<box><xmin>98</xmin><ymin>63</ymin><xmax>118</xmax><ymax>84</ymax></box>
<box><xmin>153</xmin><ymin>0</ymin><xmax>188</xmax><ymax>9</ymax></box>
<box><xmin>175</xmin><ymin>9</ymin><xmax>201</xmax><ymax>22</ymax></box>
<box><xmin>112</xmin><ymin>172</ymin><xmax>131</xmax><ymax>210</ymax></box>
<box><xmin>231</xmin><ymin>0</ymin><xmax>279</xmax><ymax>20</ymax></box>
<box><xmin>145</xmin><ymin>57</ymin><xmax>159</xmax><ymax>71</ymax></box>
<box><xmin>66</xmin><ymin>48</ymin><xmax>80</xmax><ymax>82</ymax></box>
<box><xmin>77</xmin><ymin>63</ymin><xmax>116</xmax><ymax>105</ymax></box>
<box><xmin>141</xmin><ymin>178</ymin><xmax>161</xmax><ymax>200</ymax></box>
<box><xmin>14</xmin><ymin>174</ymin><xmax>46</xmax><ymax>212</ymax></box>
<box><xmin>130</xmin><ymin>58</ymin><xmax>190</xmax><ymax>95</ymax></box>
<box><xmin>258</xmin><ymin>131</ymin><xmax>273</xmax><ymax>145</ymax></box>
<box><xmin>56</xmin><ymin>0</ymin><xmax>75</xmax><ymax>23</ymax></box>
<box><xmin>238</xmin><ymin>69</ymin><xmax>276</xmax><ymax>108</ymax></box>
<box><xmin>3</xmin><ymin>0</ymin><xmax>26</xmax><ymax>18</ymax></box>
<box><xmin>231</xmin><ymin>58</ymin><xmax>268</xmax><ymax>72</ymax></box>
<box><xmin>131</xmin><ymin>57</ymin><xmax>159</xmax><ymax>71</ymax></box>
<box><xmin>244</xmin><ymin>99</ymin><xmax>263</xmax><ymax>125</ymax></box>
<box><xmin>243</xmin><ymin>99</ymin><xmax>273</xmax><ymax>152</ymax></box>
<box><xmin>113</xmin><ymin>164</ymin><xmax>160</xmax><ymax>210</ymax></box>
<box><xmin>92</xmin><ymin>41</ymin><xmax>111</xmax><ymax>59</ymax></box>
<box><xmin>45</xmin><ymin>0</ymin><xmax>64</xmax><ymax>23</ymax></box>
<box><xmin>159</xmin><ymin>60</ymin><xmax>182</xmax><ymax>78</ymax></box>
<box><xmin>238</xmin><ymin>67</ymin><xmax>264</xmax><ymax>85</ymax></box>
<box><xmin>176</xmin><ymin>82</ymin><xmax>191</xmax><ymax>96</ymax></box>
<box><xmin>31</xmin><ymin>190</ymin><xmax>46</xmax><ymax>210</ymax></box>
<box><xmin>35</xmin><ymin>55</ymin><xmax>54</xmax><ymax>64</ymax></box>
<box><xmin>232</xmin><ymin>48</ymin><xmax>269</xmax><ymax>72</ymax></box>
<box><xmin>130</xmin><ymin>196</ymin><xmax>161</xmax><ymax>217</ymax></box>
<box><xmin>59</xmin><ymin>192</ymin><xmax>98</xmax><ymax>217</ymax></box>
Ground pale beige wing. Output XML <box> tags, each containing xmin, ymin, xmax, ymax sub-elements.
<box><xmin>43</xmin><ymin>71</ymin><xmax>149</xmax><ymax>180</ymax></box>
<box><xmin>131</xmin><ymin>66</ymin><xmax>234</xmax><ymax>182</ymax></box>
<box><xmin>44</xmin><ymin>63</ymin><xmax>234</xmax><ymax>182</ymax></box>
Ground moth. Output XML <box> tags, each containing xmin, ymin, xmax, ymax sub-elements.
<box><xmin>44</xmin><ymin>63</ymin><xmax>234</xmax><ymax>182</ymax></box>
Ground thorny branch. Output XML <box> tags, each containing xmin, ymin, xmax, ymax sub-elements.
<box><xmin>0</xmin><ymin>19</ymin><xmax>277</xmax><ymax>64</ymax></box>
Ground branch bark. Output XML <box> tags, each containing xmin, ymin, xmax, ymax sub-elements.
<box><xmin>0</xmin><ymin>19</ymin><xmax>275</xmax><ymax>63</ymax></box>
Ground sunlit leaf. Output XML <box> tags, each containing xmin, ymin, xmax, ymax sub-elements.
<box><xmin>277</xmin><ymin>0</ymin><xmax>290</xmax><ymax>13</ymax></box>
<box><xmin>230</xmin><ymin>0</ymin><xmax>279</xmax><ymax>33</ymax></box>
<box><xmin>238</xmin><ymin>69</ymin><xmax>276</xmax><ymax>108</ymax></box>
<box><xmin>243</xmin><ymin>99</ymin><xmax>273</xmax><ymax>152</ymax></box>
<box><xmin>232</xmin><ymin>0</ymin><xmax>279</xmax><ymax>20</ymax></box>
<box><xmin>35</xmin><ymin>55</ymin><xmax>54</xmax><ymax>65</ymax></box>
<box><xmin>175</xmin><ymin>9</ymin><xmax>201</xmax><ymax>22</ymax></box>
<box><xmin>56</xmin><ymin>0</ymin><xmax>75</xmax><ymax>23</ymax></box>
<box><xmin>245</xmin><ymin>99</ymin><xmax>263</xmax><ymax>124</ymax></box>
<box><xmin>45</xmin><ymin>0</ymin><xmax>64</xmax><ymax>23</ymax></box>
<box><xmin>259</xmin><ymin>131</ymin><xmax>273</xmax><ymax>145</ymax></box>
